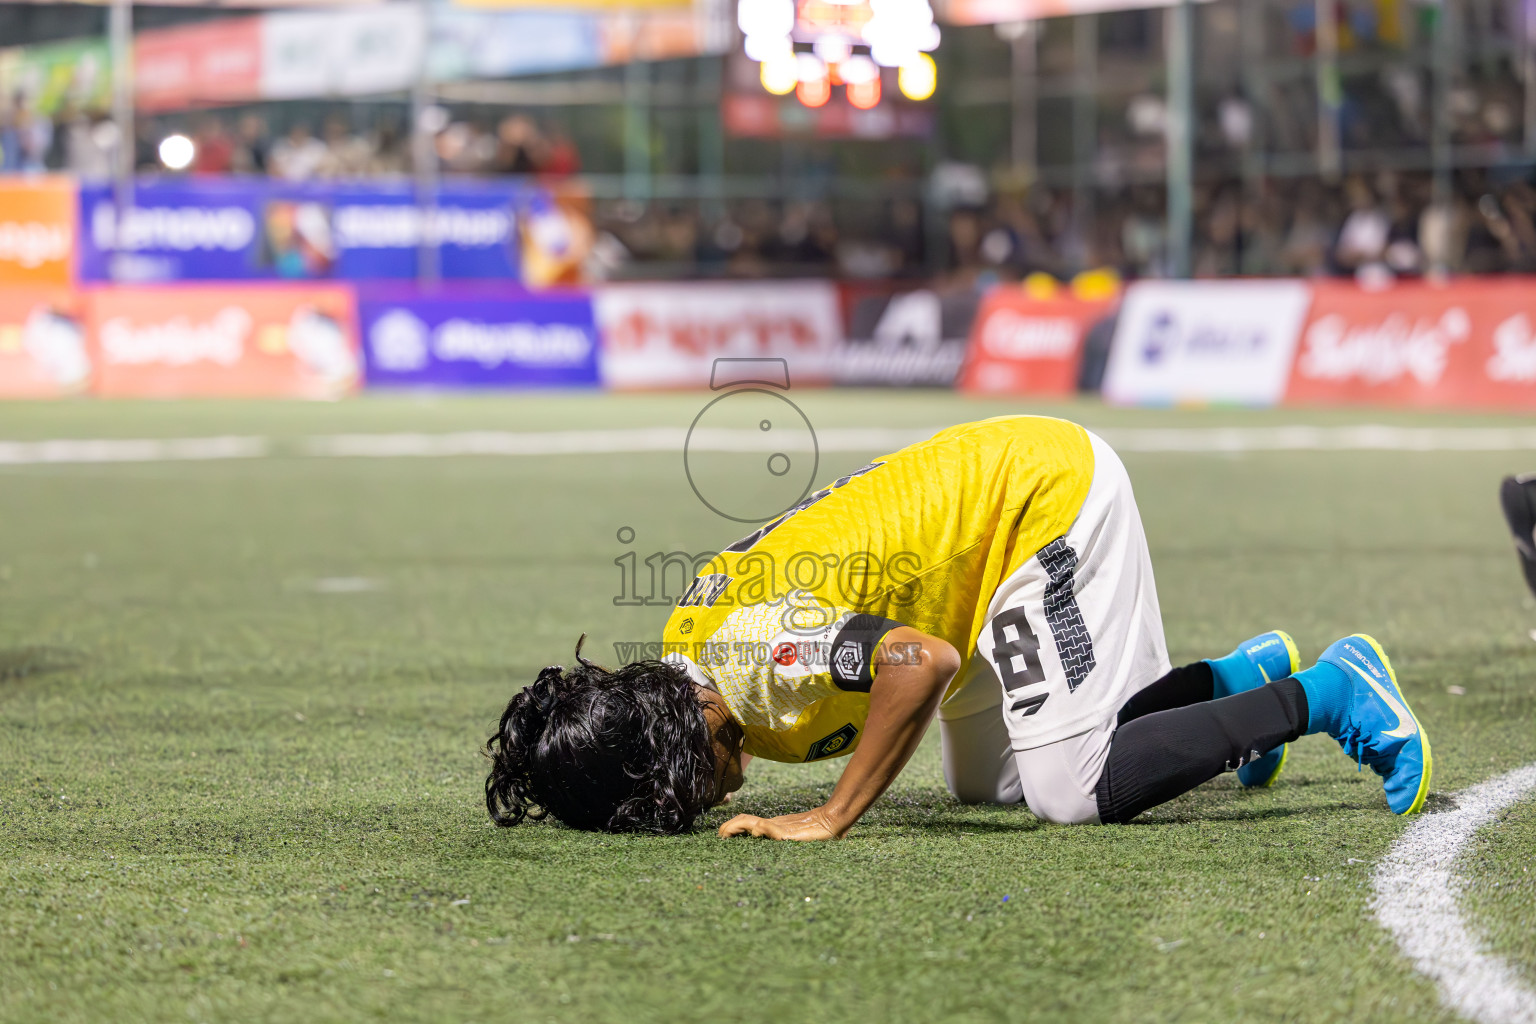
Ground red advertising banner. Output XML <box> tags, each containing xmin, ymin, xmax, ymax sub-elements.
<box><xmin>86</xmin><ymin>285</ymin><xmax>360</xmax><ymax>399</ymax></box>
<box><xmin>957</xmin><ymin>288</ymin><xmax>1113</xmax><ymax>395</ymax></box>
<box><xmin>0</xmin><ymin>176</ymin><xmax>76</xmax><ymax>287</ymax></box>
<box><xmin>594</xmin><ymin>280</ymin><xmax>842</xmax><ymax>389</ymax></box>
<box><xmin>1286</xmin><ymin>279</ymin><xmax>1536</xmax><ymax>409</ymax></box>
<box><xmin>135</xmin><ymin>17</ymin><xmax>263</xmax><ymax>112</ymax></box>
<box><xmin>0</xmin><ymin>288</ymin><xmax>90</xmax><ymax>398</ymax></box>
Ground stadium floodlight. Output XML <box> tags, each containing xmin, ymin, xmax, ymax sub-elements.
<box><xmin>158</xmin><ymin>134</ymin><xmax>195</xmax><ymax>171</ymax></box>
<box><xmin>796</xmin><ymin>77</ymin><xmax>832</xmax><ymax>107</ymax></box>
<box><xmin>760</xmin><ymin>55</ymin><xmax>799</xmax><ymax>95</ymax></box>
<box><xmin>745</xmin><ymin>34</ymin><xmax>793</xmax><ymax>61</ymax></box>
<box><xmin>838</xmin><ymin>54</ymin><xmax>878</xmax><ymax>85</ymax></box>
<box><xmin>796</xmin><ymin>52</ymin><xmax>828</xmax><ymax>84</ymax></box>
<box><xmin>897</xmin><ymin>52</ymin><xmax>936</xmax><ymax>101</ymax></box>
<box><xmin>813</xmin><ymin>34</ymin><xmax>854</xmax><ymax>64</ymax></box>
<box><xmin>864</xmin><ymin>0</ymin><xmax>937</xmax><ymax>66</ymax></box>
<box><xmin>738</xmin><ymin>0</ymin><xmax>794</xmax><ymax>39</ymax></box>
<box><xmin>847</xmin><ymin>76</ymin><xmax>881</xmax><ymax>109</ymax></box>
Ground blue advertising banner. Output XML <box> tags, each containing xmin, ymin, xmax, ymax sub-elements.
<box><xmin>358</xmin><ymin>287</ymin><xmax>600</xmax><ymax>389</ymax></box>
<box><xmin>79</xmin><ymin>180</ymin><xmax>523</xmax><ymax>282</ymax></box>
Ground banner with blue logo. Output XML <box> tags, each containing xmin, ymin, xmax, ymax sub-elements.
<box><xmin>357</xmin><ymin>287</ymin><xmax>600</xmax><ymax>389</ymax></box>
<box><xmin>79</xmin><ymin>180</ymin><xmax>523</xmax><ymax>282</ymax></box>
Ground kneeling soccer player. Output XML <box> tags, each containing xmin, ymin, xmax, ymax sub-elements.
<box><xmin>486</xmin><ymin>416</ymin><xmax>1432</xmax><ymax>839</ymax></box>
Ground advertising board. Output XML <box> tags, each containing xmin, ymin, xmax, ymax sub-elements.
<box><xmin>86</xmin><ymin>284</ymin><xmax>359</xmax><ymax>399</ymax></box>
<box><xmin>595</xmin><ymin>281</ymin><xmax>842</xmax><ymax>389</ymax></box>
<box><xmin>1103</xmin><ymin>280</ymin><xmax>1312</xmax><ymax>406</ymax></box>
<box><xmin>358</xmin><ymin>288</ymin><xmax>600</xmax><ymax>389</ymax></box>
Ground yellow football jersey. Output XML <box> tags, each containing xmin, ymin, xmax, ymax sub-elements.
<box><xmin>661</xmin><ymin>415</ymin><xmax>1095</xmax><ymax>764</ymax></box>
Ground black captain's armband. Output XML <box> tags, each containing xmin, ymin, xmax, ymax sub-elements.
<box><xmin>828</xmin><ymin>613</ymin><xmax>908</xmax><ymax>692</ymax></box>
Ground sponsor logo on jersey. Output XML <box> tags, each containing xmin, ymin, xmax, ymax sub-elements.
<box><xmin>678</xmin><ymin>617</ymin><xmax>694</xmax><ymax>635</ymax></box>
<box><xmin>832</xmin><ymin>640</ymin><xmax>864</xmax><ymax>684</ymax></box>
<box><xmin>804</xmin><ymin>723</ymin><xmax>857</xmax><ymax>761</ymax></box>
<box><xmin>772</xmin><ymin>642</ymin><xmax>798</xmax><ymax>666</ymax></box>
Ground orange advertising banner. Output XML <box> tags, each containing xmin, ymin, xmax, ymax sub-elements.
<box><xmin>1286</xmin><ymin>279</ymin><xmax>1536</xmax><ymax>409</ymax></box>
<box><xmin>957</xmin><ymin>288</ymin><xmax>1114</xmax><ymax>395</ymax></box>
<box><xmin>86</xmin><ymin>284</ymin><xmax>360</xmax><ymax>398</ymax></box>
<box><xmin>0</xmin><ymin>176</ymin><xmax>76</xmax><ymax>287</ymax></box>
<box><xmin>0</xmin><ymin>287</ymin><xmax>90</xmax><ymax>398</ymax></box>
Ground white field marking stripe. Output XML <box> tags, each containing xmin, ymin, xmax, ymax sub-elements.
<box><xmin>1100</xmin><ymin>425</ymin><xmax>1536</xmax><ymax>452</ymax></box>
<box><xmin>0</xmin><ymin>436</ymin><xmax>268</xmax><ymax>465</ymax></box>
<box><xmin>303</xmin><ymin>425</ymin><xmax>1536</xmax><ymax>458</ymax></box>
<box><xmin>1373</xmin><ymin>763</ymin><xmax>1536</xmax><ymax>1024</ymax></box>
<box><xmin>7</xmin><ymin>425</ymin><xmax>1536</xmax><ymax>465</ymax></box>
<box><xmin>302</xmin><ymin>427</ymin><xmax>922</xmax><ymax>457</ymax></box>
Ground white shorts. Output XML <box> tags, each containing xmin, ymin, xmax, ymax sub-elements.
<box><xmin>937</xmin><ymin>431</ymin><xmax>1170</xmax><ymax>824</ymax></box>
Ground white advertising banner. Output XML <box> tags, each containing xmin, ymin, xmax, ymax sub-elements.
<box><xmin>941</xmin><ymin>0</ymin><xmax>1214</xmax><ymax>28</ymax></box>
<box><xmin>1103</xmin><ymin>280</ymin><xmax>1312</xmax><ymax>406</ymax></box>
<box><xmin>595</xmin><ymin>281</ymin><xmax>842</xmax><ymax>389</ymax></box>
<box><xmin>261</xmin><ymin>4</ymin><xmax>424</xmax><ymax>99</ymax></box>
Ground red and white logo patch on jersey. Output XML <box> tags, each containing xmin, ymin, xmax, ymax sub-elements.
<box><xmin>772</xmin><ymin>642</ymin><xmax>798</xmax><ymax>666</ymax></box>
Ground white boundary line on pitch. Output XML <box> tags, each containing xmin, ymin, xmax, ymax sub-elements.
<box><xmin>0</xmin><ymin>436</ymin><xmax>268</xmax><ymax>465</ymax></box>
<box><xmin>302</xmin><ymin>425</ymin><xmax>1536</xmax><ymax>458</ymax></box>
<box><xmin>9</xmin><ymin>425</ymin><xmax>1536</xmax><ymax>465</ymax></box>
<box><xmin>1373</xmin><ymin>763</ymin><xmax>1536</xmax><ymax>1024</ymax></box>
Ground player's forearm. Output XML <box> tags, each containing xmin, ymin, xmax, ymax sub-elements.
<box><xmin>820</xmin><ymin>634</ymin><xmax>958</xmax><ymax>834</ymax></box>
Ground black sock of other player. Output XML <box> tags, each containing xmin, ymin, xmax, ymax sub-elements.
<box><xmin>1095</xmin><ymin>679</ymin><xmax>1310</xmax><ymax>825</ymax></box>
<box><xmin>1115</xmin><ymin>662</ymin><xmax>1215</xmax><ymax>726</ymax></box>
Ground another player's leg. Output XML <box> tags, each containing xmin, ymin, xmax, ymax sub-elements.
<box><xmin>1113</xmin><ymin>630</ymin><xmax>1300</xmax><ymax>790</ymax></box>
<box><xmin>1498</xmin><ymin>474</ymin><xmax>1536</xmax><ymax>599</ymax></box>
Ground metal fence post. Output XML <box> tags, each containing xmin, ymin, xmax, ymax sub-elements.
<box><xmin>109</xmin><ymin>0</ymin><xmax>134</xmax><ymax>255</ymax></box>
<box><xmin>411</xmin><ymin>0</ymin><xmax>440</xmax><ymax>287</ymax></box>
<box><xmin>1166</xmin><ymin>0</ymin><xmax>1194</xmax><ymax>279</ymax></box>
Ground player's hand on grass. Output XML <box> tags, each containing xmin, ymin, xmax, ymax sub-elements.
<box><xmin>719</xmin><ymin>630</ymin><xmax>956</xmax><ymax>842</ymax></box>
<box><xmin>718</xmin><ymin>807</ymin><xmax>843</xmax><ymax>841</ymax></box>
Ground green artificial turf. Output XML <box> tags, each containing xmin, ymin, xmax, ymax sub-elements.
<box><xmin>2</xmin><ymin>393</ymin><xmax>1534</xmax><ymax>1023</ymax></box>
<box><xmin>1462</xmin><ymin>796</ymin><xmax>1536</xmax><ymax>990</ymax></box>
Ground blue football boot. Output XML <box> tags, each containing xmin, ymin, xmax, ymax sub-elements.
<box><xmin>1302</xmin><ymin>635</ymin><xmax>1432</xmax><ymax>815</ymax></box>
<box><xmin>1205</xmin><ymin>630</ymin><xmax>1301</xmax><ymax>788</ymax></box>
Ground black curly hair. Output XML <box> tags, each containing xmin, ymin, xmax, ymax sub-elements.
<box><xmin>485</xmin><ymin>636</ymin><xmax>718</xmax><ymax>834</ymax></box>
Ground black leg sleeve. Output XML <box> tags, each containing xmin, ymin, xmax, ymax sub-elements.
<box><xmin>1115</xmin><ymin>662</ymin><xmax>1215</xmax><ymax>726</ymax></box>
<box><xmin>1095</xmin><ymin>678</ymin><xmax>1310</xmax><ymax>825</ymax></box>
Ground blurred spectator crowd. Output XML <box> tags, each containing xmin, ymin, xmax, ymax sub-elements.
<box><xmin>6</xmin><ymin>16</ymin><xmax>1536</xmax><ymax>283</ymax></box>
<box><xmin>0</xmin><ymin>102</ymin><xmax>582</xmax><ymax>182</ymax></box>
<box><xmin>946</xmin><ymin>170</ymin><xmax>1536</xmax><ymax>283</ymax></box>
<box><xmin>596</xmin><ymin>170</ymin><xmax>1536</xmax><ymax>282</ymax></box>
